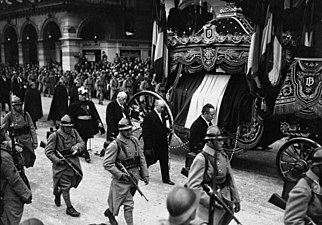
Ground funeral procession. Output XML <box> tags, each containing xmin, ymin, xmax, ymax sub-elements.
<box><xmin>1</xmin><ymin>0</ymin><xmax>322</xmax><ymax>224</ymax></box>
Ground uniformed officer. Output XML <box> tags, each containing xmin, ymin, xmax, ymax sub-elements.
<box><xmin>187</xmin><ymin>125</ymin><xmax>240</xmax><ymax>225</ymax></box>
<box><xmin>103</xmin><ymin>118</ymin><xmax>149</xmax><ymax>225</ymax></box>
<box><xmin>45</xmin><ymin>114</ymin><xmax>85</xmax><ymax>217</ymax></box>
<box><xmin>1</xmin><ymin>95</ymin><xmax>38</xmax><ymax>168</ymax></box>
<box><xmin>0</xmin><ymin>130</ymin><xmax>32</xmax><ymax>225</ymax></box>
<box><xmin>69</xmin><ymin>86</ymin><xmax>104</xmax><ymax>163</ymax></box>
<box><xmin>284</xmin><ymin>147</ymin><xmax>322</xmax><ymax>225</ymax></box>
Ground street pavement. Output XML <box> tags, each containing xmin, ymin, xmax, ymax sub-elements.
<box><xmin>17</xmin><ymin>96</ymin><xmax>285</xmax><ymax>225</ymax></box>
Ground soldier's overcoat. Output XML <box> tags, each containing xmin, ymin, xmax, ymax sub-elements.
<box><xmin>45</xmin><ymin>128</ymin><xmax>85</xmax><ymax>191</ymax></box>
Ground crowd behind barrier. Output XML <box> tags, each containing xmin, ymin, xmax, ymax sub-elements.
<box><xmin>0</xmin><ymin>54</ymin><xmax>163</xmax><ymax>113</ymax></box>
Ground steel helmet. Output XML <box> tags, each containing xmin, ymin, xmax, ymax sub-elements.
<box><xmin>312</xmin><ymin>147</ymin><xmax>322</xmax><ymax>166</ymax></box>
<box><xmin>60</xmin><ymin>114</ymin><xmax>74</xmax><ymax>127</ymax></box>
<box><xmin>20</xmin><ymin>218</ymin><xmax>44</xmax><ymax>225</ymax></box>
<box><xmin>167</xmin><ymin>186</ymin><xmax>199</xmax><ymax>224</ymax></box>
<box><xmin>12</xmin><ymin>95</ymin><xmax>22</xmax><ymax>106</ymax></box>
<box><xmin>204</xmin><ymin>125</ymin><xmax>227</xmax><ymax>141</ymax></box>
<box><xmin>118</xmin><ymin>118</ymin><xmax>133</xmax><ymax>131</ymax></box>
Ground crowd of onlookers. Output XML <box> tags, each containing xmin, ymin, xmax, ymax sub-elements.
<box><xmin>0</xmin><ymin>53</ymin><xmax>162</xmax><ymax>112</ymax></box>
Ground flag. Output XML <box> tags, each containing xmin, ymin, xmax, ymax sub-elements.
<box><xmin>152</xmin><ymin>0</ymin><xmax>168</xmax><ymax>83</ymax></box>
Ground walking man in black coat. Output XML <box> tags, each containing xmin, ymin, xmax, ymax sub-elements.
<box><xmin>105</xmin><ymin>91</ymin><xmax>129</xmax><ymax>141</ymax></box>
<box><xmin>189</xmin><ymin>103</ymin><xmax>215</xmax><ymax>154</ymax></box>
<box><xmin>142</xmin><ymin>99</ymin><xmax>175</xmax><ymax>185</ymax></box>
<box><xmin>0</xmin><ymin>71</ymin><xmax>11</xmax><ymax>113</ymax></box>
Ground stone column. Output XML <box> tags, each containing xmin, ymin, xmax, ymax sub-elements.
<box><xmin>37</xmin><ymin>40</ymin><xmax>45</xmax><ymax>68</ymax></box>
<box><xmin>18</xmin><ymin>41</ymin><xmax>23</xmax><ymax>65</ymax></box>
<box><xmin>60</xmin><ymin>13</ymin><xmax>82</xmax><ymax>71</ymax></box>
<box><xmin>60</xmin><ymin>36</ymin><xmax>81</xmax><ymax>71</ymax></box>
<box><xmin>55</xmin><ymin>41</ymin><xmax>61</xmax><ymax>65</ymax></box>
<box><xmin>0</xmin><ymin>43</ymin><xmax>5</xmax><ymax>64</ymax></box>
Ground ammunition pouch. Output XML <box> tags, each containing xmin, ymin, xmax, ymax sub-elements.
<box><xmin>121</xmin><ymin>156</ymin><xmax>140</xmax><ymax>170</ymax></box>
<box><xmin>56</xmin><ymin>149</ymin><xmax>73</xmax><ymax>158</ymax></box>
<box><xmin>12</xmin><ymin>126</ymin><xmax>30</xmax><ymax>135</ymax></box>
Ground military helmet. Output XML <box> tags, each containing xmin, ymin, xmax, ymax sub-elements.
<box><xmin>204</xmin><ymin>125</ymin><xmax>227</xmax><ymax>141</ymax></box>
<box><xmin>12</xmin><ymin>95</ymin><xmax>22</xmax><ymax>106</ymax></box>
<box><xmin>60</xmin><ymin>114</ymin><xmax>74</xmax><ymax>127</ymax></box>
<box><xmin>167</xmin><ymin>186</ymin><xmax>199</xmax><ymax>224</ymax></box>
<box><xmin>20</xmin><ymin>218</ymin><xmax>44</xmax><ymax>225</ymax></box>
<box><xmin>312</xmin><ymin>147</ymin><xmax>322</xmax><ymax>166</ymax></box>
<box><xmin>118</xmin><ymin>118</ymin><xmax>132</xmax><ymax>131</ymax></box>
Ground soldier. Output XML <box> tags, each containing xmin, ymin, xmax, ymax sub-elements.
<box><xmin>103</xmin><ymin>118</ymin><xmax>149</xmax><ymax>225</ymax></box>
<box><xmin>0</xmin><ymin>131</ymin><xmax>32</xmax><ymax>225</ymax></box>
<box><xmin>187</xmin><ymin>125</ymin><xmax>240</xmax><ymax>225</ymax></box>
<box><xmin>159</xmin><ymin>186</ymin><xmax>202</xmax><ymax>225</ymax></box>
<box><xmin>45</xmin><ymin>114</ymin><xmax>85</xmax><ymax>217</ymax></box>
<box><xmin>1</xmin><ymin>95</ymin><xmax>38</xmax><ymax>168</ymax></box>
<box><xmin>284</xmin><ymin>147</ymin><xmax>322</xmax><ymax>225</ymax></box>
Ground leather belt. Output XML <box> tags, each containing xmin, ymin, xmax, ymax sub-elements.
<box><xmin>77</xmin><ymin>115</ymin><xmax>92</xmax><ymax>120</ymax></box>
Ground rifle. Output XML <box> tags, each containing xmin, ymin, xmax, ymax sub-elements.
<box><xmin>268</xmin><ymin>193</ymin><xmax>317</xmax><ymax>225</ymax></box>
<box><xmin>202</xmin><ymin>184</ymin><xmax>242</xmax><ymax>225</ymax></box>
<box><xmin>40</xmin><ymin>141</ymin><xmax>83</xmax><ymax>179</ymax></box>
<box><xmin>115</xmin><ymin>161</ymin><xmax>149</xmax><ymax>202</ymax></box>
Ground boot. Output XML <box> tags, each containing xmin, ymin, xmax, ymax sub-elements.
<box><xmin>104</xmin><ymin>208</ymin><xmax>118</xmax><ymax>225</ymax></box>
<box><xmin>54</xmin><ymin>190</ymin><xmax>62</xmax><ymax>207</ymax></box>
<box><xmin>124</xmin><ymin>209</ymin><xmax>133</xmax><ymax>225</ymax></box>
<box><xmin>66</xmin><ymin>206</ymin><xmax>80</xmax><ymax>217</ymax></box>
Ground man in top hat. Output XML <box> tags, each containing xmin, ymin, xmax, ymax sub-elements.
<box><xmin>284</xmin><ymin>147</ymin><xmax>322</xmax><ymax>225</ymax></box>
<box><xmin>1</xmin><ymin>95</ymin><xmax>38</xmax><ymax>168</ymax></box>
<box><xmin>45</xmin><ymin>114</ymin><xmax>85</xmax><ymax>217</ymax></box>
<box><xmin>187</xmin><ymin>125</ymin><xmax>240</xmax><ymax>225</ymax></box>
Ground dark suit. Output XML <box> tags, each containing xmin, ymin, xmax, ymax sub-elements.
<box><xmin>189</xmin><ymin>116</ymin><xmax>209</xmax><ymax>153</ymax></box>
<box><xmin>142</xmin><ymin>110</ymin><xmax>170</xmax><ymax>182</ymax></box>
<box><xmin>105</xmin><ymin>100</ymin><xmax>129</xmax><ymax>141</ymax></box>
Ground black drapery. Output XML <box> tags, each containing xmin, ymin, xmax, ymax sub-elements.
<box><xmin>218</xmin><ymin>74</ymin><xmax>253</xmax><ymax>133</ymax></box>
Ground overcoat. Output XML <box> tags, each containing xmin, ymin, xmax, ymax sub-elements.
<box><xmin>48</xmin><ymin>83</ymin><xmax>68</xmax><ymax>122</ymax></box>
<box><xmin>189</xmin><ymin>116</ymin><xmax>208</xmax><ymax>153</ymax></box>
<box><xmin>105</xmin><ymin>100</ymin><xmax>129</xmax><ymax>140</ymax></box>
<box><xmin>187</xmin><ymin>145</ymin><xmax>240</xmax><ymax>225</ymax></box>
<box><xmin>69</xmin><ymin>100</ymin><xmax>101</xmax><ymax>139</ymax></box>
<box><xmin>1</xmin><ymin>110</ymin><xmax>37</xmax><ymax>168</ymax></box>
<box><xmin>24</xmin><ymin>87</ymin><xmax>43</xmax><ymax>123</ymax></box>
<box><xmin>0</xmin><ymin>76</ymin><xmax>11</xmax><ymax>107</ymax></box>
<box><xmin>285</xmin><ymin>169</ymin><xmax>322</xmax><ymax>225</ymax></box>
<box><xmin>142</xmin><ymin>110</ymin><xmax>170</xmax><ymax>182</ymax></box>
<box><xmin>45</xmin><ymin>128</ymin><xmax>85</xmax><ymax>192</ymax></box>
<box><xmin>0</xmin><ymin>143</ymin><xmax>32</xmax><ymax>225</ymax></box>
<box><xmin>103</xmin><ymin>134</ymin><xmax>149</xmax><ymax>215</ymax></box>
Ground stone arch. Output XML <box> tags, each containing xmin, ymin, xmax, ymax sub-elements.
<box><xmin>2</xmin><ymin>23</ymin><xmax>19</xmax><ymax>43</ymax></box>
<box><xmin>21</xmin><ymin>22</ymin><xmax>39</xmax><ymax>64</ymax></box>
<box><xmin>78</xmin><ymin>18</ymin><xmax>106</xmax><ymax>42</ymax></box>
<box><xmin>20</xmin><ymin>20</ymin><xmax>39</xmax><ymax>41</ymax></box>
<box><xmin>40</xmin><ymin>17</ymin><xmax>61</xmax><ymax>40</ymax></box>
<box><xmin>40</xmin><ymin>18</ymin><xmax>62</xmax><ymax>65</ymax></box>
<box><xmin>2</xmin><ymin>24</ymin><xmax>19</xmax><ymax>65</ymax></box>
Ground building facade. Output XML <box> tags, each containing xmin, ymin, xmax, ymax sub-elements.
<box><xmin>0</xmin><ymin>0</ymin><xmax>153</xmax><ymax>71</ymax></box>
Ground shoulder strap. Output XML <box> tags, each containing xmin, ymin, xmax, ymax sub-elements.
<box><xmin>303</xmin><ymin>176</ymin><xmax>318</xmax><ymax>205</ymax></box>
<box><xmin>201</xmin><ymin>151</ymin><xmax>210</xmax><ymax>179</ymax></box>
<box><xmin>115</xmin><ymin>139</ymin><xmax>128</xmax><ymax>158</ymax></box>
